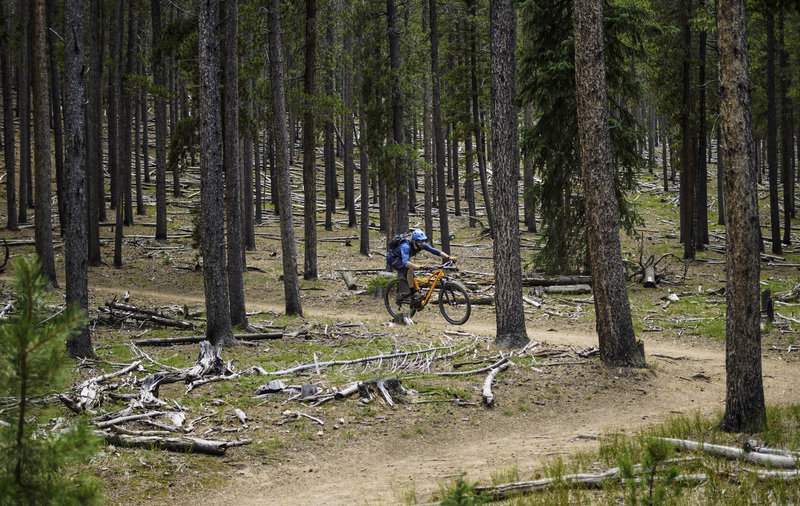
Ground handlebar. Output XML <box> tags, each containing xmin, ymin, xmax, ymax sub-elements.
<box><xmin>419</xmin><ymin>259</ymin><xmax>457</xmax><ymax>271</ymax></box>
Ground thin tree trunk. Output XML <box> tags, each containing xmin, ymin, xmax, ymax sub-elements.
<box><xmin>779</xmin><ymin>13</ymin><xmax>792</xmax><ymax>246</ymax></box>
<box><xmin>108</xmin><ymin>1</ymin><xmax>120</xmax><ymax>212</ymax></box>
<box><xmin>86</xmin><ymin>0</ymin><xmax>102</xmax><ymax>263</ymax></box>
<box><xmin>135</xmin><ymin>57</ymin><xmax>145</xmax><ymax>215</ymax></box>
<box><xmin>30</xmin><ymin>0</ymin><xmax>58</xmax><ymax>286</ymax></box>
<box><xmin>422</xmin><ymin>0</ymin><xmax>434</xmax><ymax>239</ymax></box>
<box><xmin>490</xmin><ymin>0</ymin><xmax>528</xmax><ymax>349</ymax></box>
<box><xmin>1</xmin><ymin>2</ymin><xmax>16</xmax><ymax>231</ymax></box>
<box><xmin>46</xmin><ymin>0</ymin><xmax>65</xmax><ymax>235</ymax></box>
<box><xmin>268</xmin><ymin>0</ymin><xmax>303</xmax><ymax>316</ymax></box>
<box><xmin>696</xmin><ymin>29</ymin><xmax>708</xmax><ymax>248</ymax></box>
<box><xmin>303</xmin><ymin>0</ymin><xmax>318</xmax><ymax>279</ymax></box>
<box><xmin>523</xmin><ymin>103</ymin><xmax>536</xmax><ymax>232</ymax></box>
<box><xmin>430</xmin><ymin>0</ymin><xmax>450</xmax><ymax>252</ymax></box>
<box><xmin>223</xmin><ymin>0</ymin><xmax>248</xmax><ymax>329</ymax></box>
<box><xmin>152</xmin><ymin>0</ymin><xmax>167</xmax><ymax>241</ymax></box>
<box><xmin>679</xmin><ymin>0</ymin><xmax>696</xmax><ymax>260</ymax></box>
<box><xmin>17</xmin><ymin>0</ymin><xmax>30</xmax><ymax>224</ymax></box>
<box><xmin>324</xmin><ymin>7</ymin><xmax>335</xmax><ymax>232</ymax></box>
<box><xmin>765</xmin><ymin>11</ymin><xmax>781</xmax><ymax>254</ymax></box>
<box><xmin>471</xmin><ymin>7</ymin><xmax>493</xmax><ymax>233</ymax></box>
<box><xmin>122</xmin><ymin>0</ymin><xmax>134</xmax><ymax>226</ymax></box>
<box><xmin>343</xmin><ymin>0</ymin><xmax>356</xmax><ymax>228</ymax></box>
<box><xmin>359</xmin><ymin>111</ymin><xmax>370</xmax><ymax>256</ymax></box>
<box><xmin>243</xmin><ymin>79</ymin><xmax>255</xmax><ymax>250</ymax></box>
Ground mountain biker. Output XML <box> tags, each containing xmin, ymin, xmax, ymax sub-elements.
<box><xmin>386</xmin><ymin>229</ymin><xmax>456</xmax><ymax>301</ymax></box>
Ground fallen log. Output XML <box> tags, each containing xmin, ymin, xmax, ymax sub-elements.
<box><xmin>522</xmin><ymin>276</ymin><xmax>592</xmax><ymax>287</ymax></box>
<box><xmin>99</xmin><ymin>306</ymin><xmax>194</xmax><ymax>329</ymax></box>
<box><xmin>482</xmin><ymin>361</ymin><xmax>511</xmax><ymax>407</ymax></box>
<box><xmin>100</xmin><ymin>432</ymin><xmax>250</xmax><ymax>455</ymax></box>
<box><xmin>654</xmin><ymin>437</ymin><xmax>798</xmax><ymax>468</ymax></box>
<box><xmin>341</xmin><ymin>271</ymin><xmax>358</xmax><ymax>290</ymax></box>
<box><xmin>436</xmin><ymin>357</ymin><xmax>508</xmax><ymax>377</ymax></box>
<box><xmin>543</xmin><ymin>284</ymin><xmax>592</xmax><ymax>295</ymax></box>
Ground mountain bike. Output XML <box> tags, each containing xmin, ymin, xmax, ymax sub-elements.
<box><xmin>383</xmin><ymin>260</ymin><xmax>471</xmax><ymax>325</ymax></box>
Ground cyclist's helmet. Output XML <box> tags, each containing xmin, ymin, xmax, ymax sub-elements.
<box><xmin>411</xmin><ymin>229</ymin><xmax>427</xmax><ymax>242</ymax></box>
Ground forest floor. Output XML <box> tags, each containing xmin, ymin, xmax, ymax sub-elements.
<box><xmin>1</xmin><ymin>172</ymin><xmax>799</xmax><ymax>504</ymax></box>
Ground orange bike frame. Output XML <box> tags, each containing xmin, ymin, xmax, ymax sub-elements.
<box><xmin>413</xmin><ymin>269</ymin><xmax>445</xmax><ymax>307</ymax></box>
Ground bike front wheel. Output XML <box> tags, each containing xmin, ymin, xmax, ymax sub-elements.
<box><xmin>384</xmin><ymin>278</ymin><xmax>417</xmax><ymax>320</ymax></box>
<box><xmin>438</xmin><ymin>281</ymin><xmax>471</xmax><ymax>325</ymax></box>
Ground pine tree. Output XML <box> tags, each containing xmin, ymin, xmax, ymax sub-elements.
<box><xmin>0</xmin><ymin>256</ymin><xmax>103</xmax><ymax>504</ymax></box>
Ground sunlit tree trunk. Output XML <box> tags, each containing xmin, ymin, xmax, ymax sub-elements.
<box><xmin>717</xmin><ymin>0</ymin><xmax>765</xmax><ymax>433</ymax></box>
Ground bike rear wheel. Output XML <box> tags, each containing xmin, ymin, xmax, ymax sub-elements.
<box><xmin>384</xmin><ymin>278</ymin><xmax>417</xmax><ymax>319</ymax></box>
<box><xmin>438</xmin><ymin>281</ymin><xmax>471</xmax><ymax>325</ymax></box>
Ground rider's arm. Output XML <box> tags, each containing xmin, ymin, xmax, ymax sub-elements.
<box><xmin>421</xmin><ymin>242</ymin><xmax>451</xmax><ymax>262</ymax></box>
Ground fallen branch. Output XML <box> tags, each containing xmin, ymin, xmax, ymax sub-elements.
<box><xmin>249</xmin><ymin>345</ymin><xmax>457</xmax><ymax>377</ymax></box>
<box><xmin>482</xmin><ymin>360</ymin><xmax>511</xmax><ymax>407</ymax></box>
<box><xmin>653</xmin><ymin>437</ymin><xmax>798</xmax><ymax>468</ymax></box>
<box><xmin>436</xmin><ymin>357</ymin><xmax>509</xmax><ymax>377</ymax></box>
<box><xmin>133</xmin><ymin>332</ymin><xmax>283</xmax><ymax>346</ymax></box>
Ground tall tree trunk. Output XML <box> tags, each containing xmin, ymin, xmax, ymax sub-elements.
<box><xmin>471</xmin><ymin>6</ymin><xmax>493</xmax><ymax>233</ymax></box>
<box><xmin>765</xmin><ymin>11</ymin><xmax>780</xmax><ymax>254</ymax></box>
<box><xmin>523</xmin><ymin>103</ymin><xmax>536</xmax><ymax>232</ymax></box>
<box><xmin>268</xmin><ymin>0</ymin><xmax>303</xmax><ymax>316</ymax></box>
<box><xmin>359</xmin><ymin>112</ymin><xmax>370</xmax><ymax>256</ymax></box>
<box><xmin>122</xmin><ymin>0</ymin><xmax>134</xmax><ymax>226</ymax></box>
<box><xmin>17</xmin><ymin>0</ymin><xmax>30</xmax><ymax>224</ymax></box>
<box><xmin>198</xmin><ymin>0</ymin><xmax>235</xmax><ymax>347</ymax></box>
<box><xmin>86</xmin><ymin>0</ymin><xmax>102</xmax><ymax>263</ymax></box>
<box><xmin>696</xmin><ymin>29</ymin><xmax>708</xmax><ymax>248</ymax></box>
<box><xmin>490</xmin><ymin>0</ymin><xmax>528</xmax><ymax>350</ymax></box>
<box><xmin>112</xmin><ymin>0</ymin><xmax>125</xmax><ymax>268</ymax></box>
<box><xmin>716</xmin><ymin>0</ymin><xmax>765</xmax><ymax>433</ymax></box>
<box><xmin>779</xmin><ymin>13</ymin><xmax>792</xmax><ymax>246</ymax></box>
<box><xmin>63</xmin><ymin>0</ymin><xmax>94</xmax><ymax>359</ymax></box>
<box><xmin>422</xmin><ymin>0</ymin><xmax>434</xmax><ymax>240</ymax></box>
<box><xmin>343</xmin><ymin>0</ymin><xmax>356</xmax><ymax>228</ymax></box>
<box><xmin>135</xmin><ymin>57</ymin><xmax>145</xmax><ymax>215</ymax></box>
<box><xmin>324</xmin><ymin>7</ymin><xmax>335</xmax><ymax>232</ymax></box>
<box><xmin>574</xmin><ymin>0</ymin><xmax>644</xmax><ymax>367</ymax></box>
<box><xmin>255</xmin><ymin>128</ymin><xmax>263</xmax><ymax>225</ymax></box>
<box><xmin>1</xmin><ymin>2</ymin><xmax>16</xmax><ymax>231</ymax></box>
<box><xmin>679</xmin><ymin>0</ymin><xmax>696</xmax><ymax>260</ymax></box>
<box><xmin>243</xmin><ymin>80</ymin><xmax>255</xmax><ymax>250</ymax></box>
<box><xmin>107</xmin><ymin>2</ymin><xmax>120</xmax><ymax>212</ymax></box>
<box><xmin>223</xmin><ymin>0</ymin><xmax>248</xmax><ymax>329</ymax></box>
<box><xmin>430</xmin><ymin>0</ymin><xmax>450</xmax><ymax>252</ymax></box>
<box><xmin>152</xmin><ymin>0</ymin><xmax>168</xmax><ymax>241</ymax></box>
<box><xmin>30</xmin><ymin>0</ymin><xmax>58</xmax><ymax>286</ymax></box>
<box><xmin>387</xmin><ymin>0</ymin><xmax>409</xmax><ymax>240</ymax></box>
<box><xmin>46</xmin><ymin>0</ymin><xmax>65</xmax><ymax>235</ymax></box>
<box><xmin>303</xmin><ymin>0</ymin><xmax>318</xmax><ymax>280</ymax></box>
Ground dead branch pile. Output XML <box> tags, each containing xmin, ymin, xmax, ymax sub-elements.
<box><xmin>59</xmin><ymin>341</ymin><xmax>249</xmax><ymax>455</ymax></box>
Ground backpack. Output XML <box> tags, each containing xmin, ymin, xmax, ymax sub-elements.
<box><xmin>388</xmin><ymin>232</ymin><xmax>412</xmax><ymax>252</ymax></box>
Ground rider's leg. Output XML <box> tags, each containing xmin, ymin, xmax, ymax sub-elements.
<box><xmin>406</xmin><ymin>267</ymin><xmax>417</xmax><ymax>294</ymax></box>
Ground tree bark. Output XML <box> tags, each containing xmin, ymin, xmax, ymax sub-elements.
<box><xmin>0</xmin><ymin>2</ymin><xmax>16</xmax><ymax>231</ymax></box>
<box><xmin>765</xmin><ymin>11</ymin><xmax>780</xmax><ymax>254</ymax></box>
<box><xmin>198</xmin><ymin>0</ymin><xmax>235</xmax><ymax>347</ymax></box>
<box><xmin>268</xmin><ymin>0</ymin><xmax>303</xmax><ymax>316</ymax></box>
<box><xmin>679</xmin><ymin>0</ymin><xmax>696</xmax><ymax>260</ymax></box>
<box><xmin>45</xmin><ymin>0</ymin><xmax>65</xmax><ymax>235</ymax></box>
<box><xmin>343</xmin><ymin>0</ymin><xmax>356</xmax><ymax>229</ymax></box>
<box><xmin>324</xmin><ymin>6</ymin><xmax>335</xmax><ymax>232</ymax></box>
<box><xmin>222</xmin><ymin>0</ymin><xmax>248</xmax><ymax>329</ymax></box>
<box><xmin>63</xmin><ymin>0</ymin><xmax>93</xmax><ymax>359</ymax></box>
<box><xmin>302</xmin><ymin>0</ymin><xmax>318</xmax><ymax>280</ymax></box>
<box><xmin>471</xmin><ymin>5</ymin><xmax>493</xmax><ymax>233</ymax></box>
<box><xmin>716</xmin><ymin>0</ymin><xmax>766</xmax><ymax>433</ymax></box>
<box><xmin>30</xmin><ymin>0</ymin><xmax>58</xmax><ymax>286</ymax></box>
<box><xmin>17</xmin><ymin>0</ymin><xmax>30</xmax><ymax>225</ymax></box>
<box><xmin>523</xmin><ymin>103</ymin><xmax>536</xmax><ymax>232</ymax></box>
<box><xmin>573</xmin><ymin>0</ymin><xmax>644</xmax><ymax>367</ymax></box>
<box><xmin>430</xmin><ymin>0</ymin><xmax>450</xmax><ymax>253</ymax></box>
<box><xmin>86</xmin><ymin>0</ymin><xmax>102</xmax><ymax>263</ymax></box>
<box><xmin>122</xmin><ymin>0</ymin><xmax>134</xmax><ymax>226</ymax></box>
<box><xmin>778</xmin><ymin>13</ymin><xmax>793</xmax><ymax>246</ymax></box>
<box><xmin>387</xmin><ymin>0</ymin><xmax>409</xmax><ymax>240</ymax></box>
<box><xmin>152</xmin><ymin>0</ymin><xmax>167</xmax><ymax>241</ymax></box>
<box><xmin>490</xmin><ymin>0</ymin><xmax>528</xmax><ymax>349</ymax></box>
<box><xmin>695</xmin><ymin>29</ymin><xmax>708</xmax><ymax>248</ymax></box>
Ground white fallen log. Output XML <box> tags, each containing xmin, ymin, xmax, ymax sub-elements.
<box><xmin>78</xmin><ymin>360</ymin><xmax>142</xmax><ymax>389</ymax></box>
<box><xmin>482</xmin><ymin>361</ymin><xmax>512</xmax><ymax>407</ymax></box>
<box><xmin>653</xmin><ymin>437</ymin><xmax>798</xmax><ymax>468</ymax></box>
<box><xmin>100</xmin><ymin>431</ymin><xmax>250</xmax><ymax>455</ymax></box>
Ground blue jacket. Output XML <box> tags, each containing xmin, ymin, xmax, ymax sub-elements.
<box><xmin>387</xmin><ymin>240</ymin><xmax>442</xmax><ymax>268</ymax></box>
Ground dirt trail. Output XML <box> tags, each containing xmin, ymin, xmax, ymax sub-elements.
<box><xmin>168</xmin><ymin>318</ymin><xmax>800</xmax><ymax>506</ymax></box>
